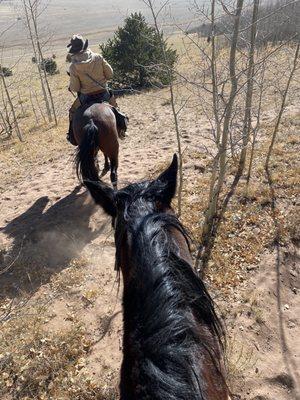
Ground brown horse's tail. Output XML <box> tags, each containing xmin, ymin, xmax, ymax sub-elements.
<box><xmin>75</xmin><ymin>119</ymin><xmax>100</xmax><ymax>182</ymax></box>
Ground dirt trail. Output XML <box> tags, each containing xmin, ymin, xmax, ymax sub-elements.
<box><xmin>0</xmin><ymin>93</ymin><xmax>299</xmax><ymax>399</ymax></box>
<box><xmin>0</xmin><ymin>94</ymin><xmax>192</xmax><ymax>388</ymax></box>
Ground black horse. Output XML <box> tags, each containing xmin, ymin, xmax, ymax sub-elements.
<box><xmin>84</xmin><ymin>154</ymin><xmax>230</xmax><ymax>400</ymax></box>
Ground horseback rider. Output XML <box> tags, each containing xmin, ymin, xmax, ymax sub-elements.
<box><xmin>66</xmin><ymin>34</ymin><xmax>128</xmax><ymax>145</ymax></box>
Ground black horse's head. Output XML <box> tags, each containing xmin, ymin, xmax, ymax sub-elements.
<box><xmin>84</xmin><ymin>154</ymin><xmax>178</xmax><ymax>273</ymax></box>
<box><xmin>85</xmin><ymin>154</ymin><xmax>178</xmax><ymax>219</ymax></box>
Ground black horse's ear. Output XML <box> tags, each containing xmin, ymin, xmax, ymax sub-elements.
<box><xmin>156</xmin><ymin>154</ymin><xmax>178</xmax><ymax>205</ymax></box>
<box><xmin>84</xmin><ymin>180</ymin><xmax>116</xmax><ymax>217</ymax></box>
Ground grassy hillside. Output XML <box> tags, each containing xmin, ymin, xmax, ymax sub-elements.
<box><xmin>0</xmin><ymin>31</ymin><xmax>299</xmax><ymax>399</ymax></box>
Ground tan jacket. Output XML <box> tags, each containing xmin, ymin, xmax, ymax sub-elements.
<box><xmin>69</xmin><ymin>49</ymin><xmax>113</xmax><ymax>94</ymax></box>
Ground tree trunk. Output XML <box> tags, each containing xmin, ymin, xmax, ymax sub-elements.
<box><xmin>146</xmin><ymin>0</ymin><xmax>184</xmax><ymax>216</ymax></box>
<box><xmin>196</xmin><ymin>0</ymin><xmax>244</xmax><ymax>274</ymax></box>
<box><xmin>265</xmin><ymin>43</ymin><xmax>299</xmax><ymax>172</ymax></box>
<box><xmin>28</xmin><ymin>0</ymin><xmax>58</xmax><ymax>126</ymax></box>
<box><xmin>23</xmin><ymin>0</ymin><xmax>52</xmax><ymax>123</ymax></box>
<box><xmin>29</xmin><ymin>90</ymin><xmax>39</xmax><ymax>125</ymax></box>
<box><xmin>0</xmin><ymin>110</ymin><xmax>12</xmax><ymax>138</ymax></box>
<box><xmin>1</xmin><ymin>73</ymin><xmax>23</xmax><ymax>141</ymax></box>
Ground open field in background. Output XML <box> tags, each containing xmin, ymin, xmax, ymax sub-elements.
<box><xmin>0</xmin><ymin>0</ymin><xmax>195</xmax><ymax>59</ymax></box>
<box><xmin>1</xmin><ymin>33</ymin><xmax>299</xmax><ymax>157</ymax></box>
<box><xmin>0</xmin><ymin>29</ymin><xmax>300</xmax><ymax>400</ymax></box>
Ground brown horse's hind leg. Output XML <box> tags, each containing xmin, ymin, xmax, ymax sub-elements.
<box><xmin>100</xmin><ymin>155</ymin><xmax>110</xmax><ymax>178</ymax></box>
<box><xmin>110</xmin><ymin>158</ymin><xmax>118</xmax><ymax>190</ymax></box>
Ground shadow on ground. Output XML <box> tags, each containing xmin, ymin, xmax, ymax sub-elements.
<box><xmin>266</xmin><ymin>167</ymin><xmax>300</xmax><ymax>399</ymax></box>
<box><xmin>0</xmin><ymin>185</ymin><xmax>108</xmax><ymax>298</ymax></box>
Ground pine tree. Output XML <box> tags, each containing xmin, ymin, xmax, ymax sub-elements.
<box><xmin>100</xmin><ymin>12</ymin><xmax>177</xmax><ymax>87</ymax></box>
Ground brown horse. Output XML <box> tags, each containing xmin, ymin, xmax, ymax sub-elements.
<box><xmin>74</xmin><ymin>102</ymin><xmax>119</xmax><ymax>188</ymax></box>
<box><xmin>84</xmin><ymin>154</ymin><xmax>230</xmax><ymax>400</ymax></box>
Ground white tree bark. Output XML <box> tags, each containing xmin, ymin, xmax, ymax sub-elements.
<box><xmin>265</xmin><ymin>43</ymin><xmax>299</xmax><ymax>172</ymax></box>
<box><xmin>23</xmin><ymin>0</ymin><xmax>52</xmax><ymax>123</ymax></box>
<box><xmin>144</xmin><ymin>0</ymin><xmax>184</xmax><ymax>216</ymax></box>
<box><xmin>0</xmin><ymin>72</ymin><xmax>23</xmax><ymax>141</ymax></box>
<box><xmin>197</xmin><ymin>0</ymin><xmax>244</xmax><ymax>273</ymax></box>
<box><xmin>28</xmin><ymin>0</ymin><xmax>58</xmax><ymax>126</ymax></box>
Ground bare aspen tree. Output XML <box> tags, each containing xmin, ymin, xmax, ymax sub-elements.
<box><xmin>22</xmin><ymin>0</ymin><xmax>57</xmax><ymax>124</ymax></box>
<box><xmin>0</xmin><ymin>11</ymin><xmax>23</xmax><ymax>140</ymax></box>
<box><xmin>196</xmin><ymin>0</ymin><xmax>245</xmax><ymax>274</ymax></box>
<box><xmin>29</xmin><ymin>89</ymin><xmax>39</xmax><ymax>125</ymax></box>
<box><xmin>245</xmin><ymin>60</ymin><xmax>266</xmax><ymax>192</ymax></box>
<box><xmin>0</xmin><ymin>86</ymin><xmax>11</xmax><ymax>131</ymax></box>
<box><xmin>23</xmin><ymin>0</ymin><xmax>52</xmax><ymax>122</ymax></box>
<box><xmin>0</xmin><ymin>109</ymin><xmax>12</xmax><ymax>138</ymax></box>
<box><xmin>17</xmin><ymin>89</ymin><xmax>26</xmax><ymax>118</ymax></box>
<box><xmin>185</xmin><ymin>0</ymin><xmax>299</xmax><ymax>274</ymax></box>
<box><xmin>204</xmin><ymin>0</ymin><xmax>222</xmax><ymax>229</ymax></box>
<box><xmin>235</xmin><ymin>0</ymin><xmax>260</xmax><ymax>178</ymax></box>
<box><xmin>34</xmin><ymin>89</ymin><xmax>47</xmax><ymax>123</ymax></box>
<box><xmin>265</xmin><ymin>43</ymin><xmax>299</xmax><ymax>174</ymax></box>
<box><xmin>215</xmin><ymin>0</ymin><xmax>260</xmax><ymax>215</ymax></box>
<box><xmin>143</xmin><ymin>0</ymin><xmax>286</xmax><ymax>275</ymax></box>
<box><xmin>0</xmin><ymin>68</ymin><xmax>23</xmax><ymax>141</ymax></box>
<box><xmin>27</xmin><ymin>0</ymin><xmax>57</xmax><ymax>125</ymax></box>
<box><xmin>143</xmin><ymin>0</ymin><xmax>184</xmax><ymax>216</ymax></box>
<box><xmin>0</xmin><ymin>83</ymin><xmax>12</xmax><ymax>137</ymax></box>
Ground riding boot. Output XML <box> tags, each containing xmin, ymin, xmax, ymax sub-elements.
<box><xmin>66</xmin><ymin>119</ymin><xmax>77</xmax><ymax>146</ymax></box>
<box><xmin>111</xmin><ymin>107</ymin><xmax>129</xmax><ymax>139</ymax></box>
<box><xmin>109</xmin><ymin>92</ymin><xmax>118</xmax><ymax>108</ymax></box>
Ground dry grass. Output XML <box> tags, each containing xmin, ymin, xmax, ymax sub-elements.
<box><xmin>144</xmin><ymin>102</ymin><xmax>299</xmax><ymax>294</ymax></box>
<box><xmin>225</xmin><ymin>335</ymin><xmax>257</xmax><ymax>391</ymax></box>
<box><xmin>0</xmin><ymin>32</ymin><xmax>299</xmax><ymax>399</ymax></box>
<box><xmin>0</xmin><ymin>306</ymin><xmax>117</xmax><ymax>399</ymax></box>
<box><xmin>0</xmin><ymin>121</ymin><xmax>69</xmax><ymax>195</ymax></box>
<box><xmin>0</xmin><ymin>255</ymin><xmax>118</xmax><ymax>400</ymax></box>
<box><xmin>181</xmin><ymin>113</ymin><xmax>299</xmax><ymax>291</ymax></box>
<box><xmin>49</xmin><ymin>258</ymin><xmax>87</xmax><ymax>295</ymax></box>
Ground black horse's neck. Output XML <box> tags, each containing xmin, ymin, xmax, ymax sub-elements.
<box><xmin>120</xmin><ymin>212</ymin><xmax>224</xmax><ymax>400</ymax></box>
<box><xmin>82</xmin><ymin>155</ymin><xmax>227</xmax><ymax>399</ymax></box>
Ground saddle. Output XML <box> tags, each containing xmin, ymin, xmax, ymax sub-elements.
<box><xmin>83</xmin><ymin>92</ymin><xmax>129</xmax><ymax>139</ymax></box>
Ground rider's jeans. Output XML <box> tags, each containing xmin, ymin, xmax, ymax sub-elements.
<box><xmin>79</xmin><ymin>90</ymin><xmax>111</xmax><ymax>105</ymax></box>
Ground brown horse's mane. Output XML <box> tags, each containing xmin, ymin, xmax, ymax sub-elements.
<box><xmin>84</xmin><ymin>155</ymin><xmax>227</xmax><ymax>399</ymax></box>
<box><xmin>115</xmin><ymin>179</ymin><xmax>225</xmax><ymax>399</ymax></box>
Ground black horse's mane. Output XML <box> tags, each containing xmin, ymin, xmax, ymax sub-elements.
<box><xmin>116</xmin><ymin>180</ymin><xmax>225</xmax><ymax>400</ymax></box>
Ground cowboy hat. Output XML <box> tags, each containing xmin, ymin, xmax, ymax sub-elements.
<box><xmin>67</xmin><ymin>35</ymin><xmax>88</xmax><ymax>54</ymax></box>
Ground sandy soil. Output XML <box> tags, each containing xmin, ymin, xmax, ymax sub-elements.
<box><xmin>0</xmin><ymin>91</ymin><xmax>299</xmax><ymax>398</ymax></box>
